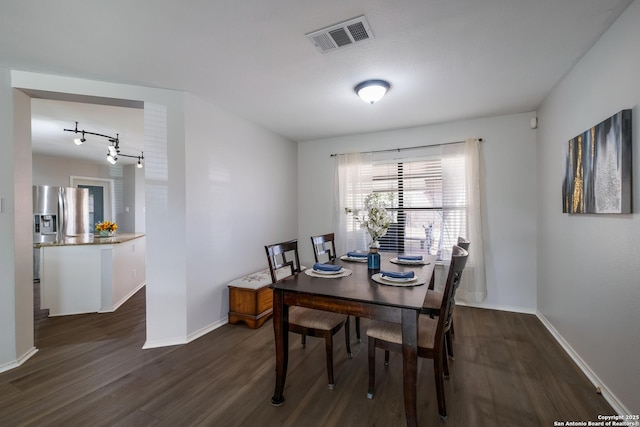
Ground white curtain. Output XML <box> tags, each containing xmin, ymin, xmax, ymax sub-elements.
<box><xmin>441</xmin><ymin>143</ymin><xmax>467</xmax><ymax>260</ymax></box>
<box><xmin>332</xmin><ymin>152</ymin><xmax>373</xmax><ymax>256</ymax></box>
<box><xmin>456</xmin><ymin>137</ymin><xmax>487</xmax><ymax>303</ymax></box>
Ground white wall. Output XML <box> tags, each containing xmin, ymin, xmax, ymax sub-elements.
<box><xmin>298</xmin><ymin>112</ymin><xmax>538</xmax><ymax>312</ymax></box>
<box><xmin>537</xmin><ymin>0</ymin><xmax>640</xmax><ymax>414</ymax></box>
<box><xmin>133</xmin><ymin>163</ymin><xmax>145</xmax><ymax>233</ymax></box>
<box><xmin>184</xmin><ymin>94</ymin><xmax>298</xmax><ymax>337</ymax></box>
<box><xmin>32</xmin><ymin>154</ymin><xmax>119</xmax><ymax>187</ymax></box>
<box><xmin>0</xmin><ymin>73</ymin><xmax>36</xmax><ymax>371</ymax></box>
<box><xmin>121</xmin><ymin>165</ymin><xmax>136</xmax><ymax>233</ymax></box>
<box><xmin>0</xmin><ymin>69</ymin><xmax>19</xmax><ymax>370</ymax></box>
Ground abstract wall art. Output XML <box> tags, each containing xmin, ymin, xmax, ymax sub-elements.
<box><xmin>562</xmin><ymin>109</ymin><xmax>632</xmax><ymax>214</ymax></box>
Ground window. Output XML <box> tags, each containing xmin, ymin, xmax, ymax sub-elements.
<box><xmin>336</xmin><ymin>139</ymin><xmax>485</xmax><ymax>301</ymax></box>
<box><xmin>343</xmin><ymin>149</ymin><xmax>467</xmax><ymax>262</ymax></box>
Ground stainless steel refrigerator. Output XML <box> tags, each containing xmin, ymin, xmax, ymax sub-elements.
<box><xmin>33</xmin><ymin>185</ymin><xmax>90</xmax><ymax>279</ymax></box>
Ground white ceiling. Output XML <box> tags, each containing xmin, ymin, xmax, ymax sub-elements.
<box><xmin>0</xmin><ymin>0</ymin><xmax>634</xmax><ymax>164</ymax></box>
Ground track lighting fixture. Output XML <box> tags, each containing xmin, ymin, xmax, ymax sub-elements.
<box><xmin>64</xmin><ymin>121</ymin><xmax>144</xmax><ymax>167</ymax></box>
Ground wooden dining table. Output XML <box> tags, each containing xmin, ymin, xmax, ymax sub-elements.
<box><xmin>269</xmin><ymin>252</ymin><xmax>437</xmax><ymax>427</ymax></box>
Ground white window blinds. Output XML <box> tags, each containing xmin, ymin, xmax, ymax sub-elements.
<box><xmin>351</xmin><ymin>145</ymin><xmax>467</xmax><ymax>261</ymax></box>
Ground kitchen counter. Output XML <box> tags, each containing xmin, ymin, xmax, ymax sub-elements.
<box><xmin>35</xmin><ymin>233</ymin><xmax>145</xmax><ymax>247</ymax></box>
<box><xmin>38</xmin><ymin>234</ymin><xmax>146</xmax><ymax>316</ymax></box>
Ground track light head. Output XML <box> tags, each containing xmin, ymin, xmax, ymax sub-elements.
<box><xmin>73</xmin><ymin>131</ymin><xmax>86</xmax><ymax>145</ymax></box>
<box><xmin>73</xmin><ymin>130</ymin><xmax>86</xmax><ymax>145</ymax></box>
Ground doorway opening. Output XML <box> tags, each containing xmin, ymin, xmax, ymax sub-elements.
<box><xmin>71</xmin><ymin>177</ymin><xmax>115</xmax><ymax>231</ymax></box>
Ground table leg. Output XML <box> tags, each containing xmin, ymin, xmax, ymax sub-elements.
<box><xmin>401</xmin><ymin>308</ymin><xmax>419</xmax><ymax>427</ymax></box>
<box><xmin>271</xmin><ymin>288</ymin><xmax>289</xmax><ymax>406</ymax></box>
<box><xmin>428</xmin><ymin>268</ymin><xmax>435</xmax><ymax>290</ymax></box>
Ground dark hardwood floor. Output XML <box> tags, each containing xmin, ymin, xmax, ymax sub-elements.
<box><xmin>0</xmin><ymin>284</ymin><xmax>614</xmax><ymax>426</ymax></box>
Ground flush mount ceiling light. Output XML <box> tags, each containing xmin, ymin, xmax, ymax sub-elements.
<box><xmin>64</xmin><ymin>121</ymin><xmax>144</xmax><ymax>168</ymax></box>
<box><xmin>354</xmin><ymin>79</ymin><xmax>390</xmax><ymax>104</ymax></box>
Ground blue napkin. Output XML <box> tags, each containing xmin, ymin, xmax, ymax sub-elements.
<box><xmin>347</xmin><ymin>251</ymin><xmax>368</xmax><ymax>258</ymax></box>
<box><xmin>380</xmin><ymin>270</ymin><xmax>415</xmax><ymax>279</ymax></box>
<box><xmin>398</xmin><ymin>255</ymin><xmax>423</xmax><ymax>261</ymax></box>
<box><xmin>313</xmin><ymin>263</ymin><xmax>342</xmax><ymax>272</ymax></box>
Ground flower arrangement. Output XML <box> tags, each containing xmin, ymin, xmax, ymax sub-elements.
<box><xmin>95</xmin><ymin>221</ymin><xmax>117</xmax><ymax>235</ymax></box>
<box><xmin>345</xmin><ymin>193</ymin><xmax>391</xmax><ymax>246</ymax></box>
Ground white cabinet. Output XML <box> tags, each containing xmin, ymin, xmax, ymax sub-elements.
<box><xmin>40</xmin><ymin>235</ymin><xmax>146</xmax><ymax>316</ymax></box>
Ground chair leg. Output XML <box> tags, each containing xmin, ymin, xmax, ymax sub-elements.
<box><xmin>325</xmin><ymin>333</ymin><xmax>335</xmax><ymax>390</ymax></box>
<box><xmin>344</xmin><ymin>317</ymin><xmax>352</xmax><ymax>358</ymax></box>
<box><xmin>434</xmin><ymin>347</ymin><xmax>448</xmax><ymax>421</ymax></box>
<box><xmin>355</xmin><ymin>317</ymin><xmax>361</xmax><ymax>343</ymax></box>
<box><xmin>445</xmin><ymin>329</ymin><xmax>454</xmax><ymax>359</ymax></box>
<box><xmin>367</xmin><ymin>338</ymin><xmax>376</xmax><ymax>399</ymax></box>
<box><xmin>443</xmin><ymin>344</ymin><xmax>450</xmax><ymax>379</ymax></box>
<box><xmin>384</xmin><ymin>350</ymin><xmax>390</xmax><ymax>367</ymax></box>
<box><xmin>301</xmin><ymin>334</ymin><xmax>306</xmax><ymax>348</ymax></box>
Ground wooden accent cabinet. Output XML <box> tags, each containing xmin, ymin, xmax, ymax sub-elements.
<box><xmin>227</xmin><ymin>267</ymin><xmax>302</xmax><ymax>329</ymax></box>
<box><xmin>228</xmin><ymin>283</ymin><xmax>273</xmax><ymax>329</ymax></box>
<box><xmin>227</xmin><ymin>268</ymin><xmax>276</xmax><ymax>329</ymax></box>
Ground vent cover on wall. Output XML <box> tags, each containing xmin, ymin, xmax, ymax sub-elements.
<box><xmin>306</xmin><ymin>16</ymin><xmax>374</xmax><ymax>54</ymax></box>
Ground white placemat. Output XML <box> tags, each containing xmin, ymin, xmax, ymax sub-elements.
<box><xmin>340</xmin><ymin>255</ymin><xmax>368</xmax><ymax>263</ymax></box>
<box><xmin>305</xmin><ymin>268</ymin><xmax>352</xmax><ymax>278</ymax></box>
<box><xmin>371</xmin><ymin>273</ymin><xmax>427</xmax><ymax>287</ymax></box>
<box><xmin>390</xmin><ymin>257</ymin><xmax>429</xmax><ymax>266</ymax></box>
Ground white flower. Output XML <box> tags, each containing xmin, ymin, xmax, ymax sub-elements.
<box><xmin>345</xmin><ymin>193</ymin><xmax>391</xmax><ymax>244</ymax></box>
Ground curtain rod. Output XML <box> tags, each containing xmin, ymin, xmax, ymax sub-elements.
<box><xmin>329</xmin><ymin>138</ymin><xmax>482</xmax><ymax>157</ymax></box>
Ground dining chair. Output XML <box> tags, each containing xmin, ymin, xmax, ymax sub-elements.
<box><xmin>310</xmin><ymin>233</ymin><xmax>361</xmax><ymax>342</ymax></box>
<box><xmin>366</xmin><ymin>245</ymin><xmax>469</xmax><ymax>421</ymax></box>
<box><xmin>444</xmin><ymin>236</ymin><xmax>470</xmax><ymax>360</ymax></box>
<box><xmin>310</xmin><ymin>233</ymin><xmax>336</xmax><ymax>263</ymax></box>
<box><xmin>265</xmin><ymin>239</ymin><xmax>352</xmax><ymax>390</ymax></box>
<box><xmin>456</xmin><ymin>236</ymin><xmax>470</xmax><ymax>251</ymax></box>
<box><xmin>422</xmin><ymin>236</ymin><xmax>470</xmax><ymax>365</ymax></box>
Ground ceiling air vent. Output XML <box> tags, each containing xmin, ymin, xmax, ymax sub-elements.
<box><xmin>306</xmin><ymin>16</ymin><xmax>374</xmax><ymax>54</ymax></box>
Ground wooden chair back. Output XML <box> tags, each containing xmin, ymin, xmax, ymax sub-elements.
<box><xmin>457</xmin><ymin>236</ymin><xmax>470</xmax><ymax>251</ymax></box>
<box><xmin>265</xmin><ymin>239</ymin><xmax>302</xmax><ymax>284</ymax></box>
<box><xmin>310</xmin><ymin>233</ymin><xmax>336</xmax><ymax>263</ymax></box>
<box><xmin>438</xmin><ymin>245</ymin><xmax>469</xmax><ymax>340</ymax></box>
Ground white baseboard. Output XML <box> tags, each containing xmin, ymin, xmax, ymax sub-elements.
<box><xmin>456</xmin><ymin>300</ymin><xmax>536</xmax><ymax>315</ymax></box>
<box><xmin>142</xmin><ymin>336</ymin><xmax>188</xmax><ymax>349</ymax></box>
<box><xmin>0</xmin><ymin>347</ymin><xmax>38</xmax><ymax>374</ymax></box>
<box><xmin>99</xmin><ymin>282</ymin><xmax>146</xmax><ymax>313</ymax></box>
<box><xmin>186</xmin><ymin>318</ymin><xmax>228</xmax><ymax>343</ymax></box>
<box><xmin>536</xmin><ymin>310</ymin><xmax>630</xmax><ymax>416</ymax></box>
<box><xmin>142</xmin><ymin>317</ymin><xmax>229</xmax><ymax>350</ymax></box>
